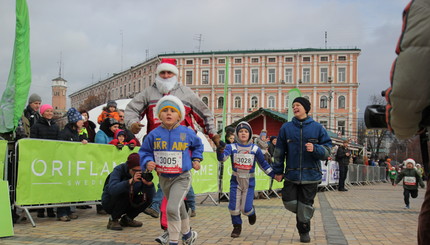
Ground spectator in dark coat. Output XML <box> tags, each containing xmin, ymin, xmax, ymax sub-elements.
<box><xmin>30</xmin><ymin>104</ymin><xmax>58</xmax><ymax>218</ymax></box>
<box><xmin>335</xmin><ymin>140</ymin><xmax>351</xmax><ymax>192</ymax></box>
<box><xmin>80</xmin><ymin>110</ymin><xmax>97</xmax><ymax>142</ymax></box>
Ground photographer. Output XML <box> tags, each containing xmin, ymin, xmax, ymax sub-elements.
<box><xmin>384</xmin><ymin>0</ymin><xmax>430</xmax><ymax>243</ymax></box>
<box><xmin>102</xmin><ymin>153</ymin><xmax>155</xmax><ymax>230</ymax></box>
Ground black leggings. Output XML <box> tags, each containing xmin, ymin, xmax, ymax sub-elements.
<box><xmin>404</xmin><ymin>189</ymin><xmax>418</xmax><ymax>206</ymax></box>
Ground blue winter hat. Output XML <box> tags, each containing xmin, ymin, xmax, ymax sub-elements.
<box><xmin>235</xmin><ymin>121</ymin><xmax>253</xmax><ymax>142</ymax></box>
<box><xmin>67</xmin><ymin>108</ymin><xmax>83</xmax><ymax>123</ymax></box>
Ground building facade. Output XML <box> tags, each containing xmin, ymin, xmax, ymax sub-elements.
<box><xmin>70</xmin><ymin>48</ymin><xmax>360</xmax><ymax>139</ymax></box>
<box><xmin>52</xmin><ymin>76</ymin><xmax>67</xmax><ymax>117</ymax></box>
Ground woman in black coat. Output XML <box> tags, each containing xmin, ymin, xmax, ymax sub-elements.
<box><xmin>30</xmin><ymin>104</ymin><xmax>59</xmax><ymax>218</ymax></box>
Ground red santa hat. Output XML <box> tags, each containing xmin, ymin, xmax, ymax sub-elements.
<box><xmin>156</xmin><ymin>58</ymin><xmax>179</xmax><ymax>76</ymax></box>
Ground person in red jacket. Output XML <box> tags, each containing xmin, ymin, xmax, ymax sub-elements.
<box><xmin>109</xmin><ymin>129</ymin><xmax>138</xmax><ymax>150</ymax></box>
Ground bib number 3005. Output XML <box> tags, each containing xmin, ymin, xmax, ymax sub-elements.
<box><xmin>154</xmin><ymin>151</ymin><xmax>183</xmax><ymax>174</ymax></box>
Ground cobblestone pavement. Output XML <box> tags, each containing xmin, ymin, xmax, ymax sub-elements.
<box><xmin>1</xmin><ymin>182</ymin><xmax>424</xmax><ymax>245</ymax></box>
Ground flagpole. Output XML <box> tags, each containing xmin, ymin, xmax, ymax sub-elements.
<box><xmin>221</xmin><ymin>57</ymin><xmax>229</xmax><ymax>140</ymax></box>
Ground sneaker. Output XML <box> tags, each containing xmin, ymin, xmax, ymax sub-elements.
<box><xmin>144</xmin><ymin>207</ymin><xmax>160</xmax><ymax>218</ymax></box>
<box><xmin>182</xmin><ymin>230</ymin><xmax>198</xmax><ymax>245</ymax></box>
<box><xmin>190</xmin><ymin>210</ymin><xmax>196</xmax><ymax>217</ymax></box>
<box><xmin>120</xmin><ymin>215</ymin><xmax>143</xmax><ymax>227</ymax></box>
<box><xmin>107</xmin><ymin>219</ymin><xmax>123</xmax><ymax>230</ymax></box>
<box><xmin>405</xmin><ymin>205</ymin><xmax>410</xmax><ymax>209</ymax></box>
<box><xmin>155</xmin><ymin>230</ymin><xmax>169</xmax><ymax>245</ymax></box>
<box><xmin>231</xmin><ymin>224</ymin><xmax>242</xmax><ymax>238</ymax></box>
<box><xmin>57</xmin><ymin>216</ymin><xmax>71</xmax><ymax>222</ymax></box>
<box><xmin>97</xmin><ymin>209</ymin><xmax>108</xmax><ymax>215</ymax></box>
<box><xmin>68</xmin><ymin>213</ymin><xmax>78</xmax><ymax>219</ymax></box>
<box><xmin>299</xmin><ymin>232</ymin><xmax>311</xmax><ymax>243</ymax></box>
<box><xmin>248</xmin><ymin>213</ymin><xmax>256</xmax><ymax>225</ymax></box>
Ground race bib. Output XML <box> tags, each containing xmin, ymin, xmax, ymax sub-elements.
<box><xmin>154</xmin><ymin>151</ymin><xmax>183</xmax><ymax>174</ymax></box>
<box><xmin>234</xmin><ymin>153</ymin><xmax>254</xmax><ymax>170</ymax></box>
<box><xmin>404</xmin><ymin>176</ymin><xmax>416</xmax><ymax>185</ymax></box>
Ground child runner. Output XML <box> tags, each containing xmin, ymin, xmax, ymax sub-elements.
<box><xmin>217</xmin><ymin>121</ymin><xmax>275</xmax><ymax>238</ymax></box>
<box><xmin>139</xmin><ymin>95</ymin><xmax>203</xmax><ymax>245</ymax></box>
<box><xmin>272</xmin><ymin>97</ymin><xmax>332</xmax><ymax>243</ymax></box>
<box><xmin>388</xmin><ymin>167</ymin><xmax>398</xmax><ymax>186</ymax></box>
<box><xmin>394</xmin><ymin>158</ymin><xmax>425</xmax><ymax>209</ymax></box>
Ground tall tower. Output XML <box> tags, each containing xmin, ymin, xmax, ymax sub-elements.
<box><xmin>52</xmin><ymin>58</ymin><xmax>67</xmax><ymax>117</ymax></box>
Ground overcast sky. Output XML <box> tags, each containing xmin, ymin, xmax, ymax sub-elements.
<box><xmin>0</xmin><ymin>0</ymin><xmax>410</xmax><ymax>118</ymax></box>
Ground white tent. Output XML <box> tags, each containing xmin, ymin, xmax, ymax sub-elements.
<box><xmin>88</xmin><ymin>99</ymin><xmax>213</xmax><ymax>152</ymax></box>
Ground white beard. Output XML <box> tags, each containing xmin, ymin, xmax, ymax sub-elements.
<box><xmin>155</xmin><ymin>76</ymin><xmax>178</xmax><ymax>94</ymax></box>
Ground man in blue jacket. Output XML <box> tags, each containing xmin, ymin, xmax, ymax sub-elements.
<box><xmin>102</xmin><ymin>153</ymin><xmax>155</xmax><ymax>230</ymax></box>
<box><xmin>273</xmin><ymin>97</ymin><xmax>332</xmax><ymax>243</ymax></box>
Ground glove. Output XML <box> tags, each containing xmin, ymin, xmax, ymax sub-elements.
<box><xmin>142</xmin><ymin>172</ymin><xmax>154</xmax><ymax>182</ymax></box>
<box><xmin>131</xmin><ymin>123</ymin><xmax>143</xmax><ymax>134</ymax></box>
<box><xmin>211</xmin><ymin>134</ymin><xmax>221</xmax><ymax>147</ymax></box>
<box><xmin>216</xmin><ymin>140</ymin><xmax>226</xmax><ymax>154</ymax></box>
<box><xmin>116</xmin><ymin>143</ymin><xmax>124</xmax><ymax>150</ymax></box>
<box><xmin>128</xmin><ymin>143</ymin><xmax>135</xmax><ymax>150</ymax></box>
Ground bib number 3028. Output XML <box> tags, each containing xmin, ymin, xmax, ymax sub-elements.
<box><xmin>234</xmin><ymin>153</ymin><xmax>254</xmax><ymax>170</ymax></box>
<box><xmin>154</xmin><ymin>151</ymin><xmax>183</xmax><ymax>174</ymax></box>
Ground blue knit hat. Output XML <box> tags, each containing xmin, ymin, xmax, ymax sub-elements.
<box><xmin>67</xmin><ymin>108</ymin><xmax>83</xmax><ymax>123</ymax></box>
<box><xmin>154</xmin><ymin>95</ymin><xmax>186</xmax><ymax>122</ymax></box>
<box><xmin>235</xmin><ymin>121</ymin><xmax>253</xmax><ymax>143</ymax></box>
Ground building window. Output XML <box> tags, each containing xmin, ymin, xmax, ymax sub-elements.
<box><xmin>251</xmin><ymin>69</ymin><xmax>259</xmax><ymax>84</ymax></box>
<box><xmin>338</xmin><ymin>95</ymin><xmax>346</xmax><ymax>108</ymax></box>
<box><xmin>186</xmin><ymin>71</ymin><xmax>193</xmax><ymax>85</ymax></box>
<box><xmin>234</xmin><ymin>96</ymin><xmax>241</xmax><ymax>108</ymax></box>
<box><xmin>285</xmin><ymin>57</ymin><xmax>293</xmax><ymax>62</ymax></box>
<box><xmin>234</xmin><ymin>58</ymin><xmax>242</xmax><ymax>64</ymax></box>
<box><xmin>320</xmin><ymin>67</ymin><xmax>328</xmax><ymax>83</ymax></box>
<box><xmin>251</xmin><ymin>58</ymin><xmax>259</xmax><ymax>63</ymax></box>
<box><xmin>218</xmin><ymin>70</ymin><xmax>225</xmax><ymax>84</ymax></box>
<box><xmin>320</xmin><ymin>96</ymin><xmax>328</xmax><ymax>108</ymax></box>
<box><xmin>303</xmin><ymin>57</ymin><xmax>311</xmax><ymax>62</ymax></box>
<box><xmin>268</xmin><ymin>68</ymin><xmax>276</xmax><ymax>83</ymax></box>
<box><xmin>338</xmin><ymin>121</ymin><xmax>346</xmax><ymax>135</ymax></box>
<box><xmin>218</xmin><ymin>97</ymin><xmax>224</xmax><ymax>109</ymax></box>
<box><xmin>303</xmin><ymin>68</ymin><xmax>311</xmax><ymax>83</ymax></box>
<box><xmin>320</xmin><ymin>120</ymin><xmax>328</xmax><ymax>129</ymax></box>
<box><xmin>202</xmin><ymin>96</ymin><xmax>208</xmax><ymax>106</ymax></box>
<box><xmin>320</xmin><ymin>56</ymin><xmax>328</xmax><ymax>62</ymax></box>
<box><xmin>251</xmin><ymin>96</ymin><xmax>258</xmax><ymax>108</ymax></box>
<box><xmin>268</xmin><ymin>57</ymin><xmax>276</xmax><ymax>62</ymax></box>
<box><xmin>218</xmin><ymin>58</ymin><xmax>225</xmax><ymax>64</ymax></box>
<box><xmin>234</xmin><ymin>69</ymin><xmax>242</xmax><ymax>84</ymax></box>
<box><xmin>217</xmin><ymin>119</ymin><xmax>223</xmax><ymax>131</ymax></box>
<box><xmin>338</xmin><ymin>56</ymin><xmax>346</xmax><ymax>61</ymax></box>
<box><xmin>285</xmin><ymin>95</ymin><xmax>289</xmax><ymax>108</ymax></box>
<box><xmin>186</xmin><ymin>60</ymin><xmax>193</xmax><ymax>65</ymax></box>
<box><xmin>202</xmin><ymin>59</ymin><xmax>209</xmax><ymax>64</ymax></box>
<box><xmin>202</xmin><ymin>70</ymin><xmax>209</xmax><ymax>84</ymax></box>
<box><xmin>338</xmin><ymin>67</ymin><xmax>346</xmax><ymax>82</ymax></box>
<box><xmin>285</xmin><ymin>68</ymin><xmax>293</xmax><ymax>83</ymax></box>
<box><xmin>268</xmin><ymin>96</ymin><xmax>275</xmax><ymax>108</ymax></box>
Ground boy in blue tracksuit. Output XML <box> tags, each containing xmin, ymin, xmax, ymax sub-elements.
<box><xmin>217</xmin><ymin>121</ymin><xmax>275</xmax><ymax>238</ymax></box>
<box><xmin>273</xmin><ymin>97</ymin><xmax>332</xmax><ymax>243</ymax></box>
<box><xmin>139</xmin><ymin>95</ymin><xmax>203</xmax><ymax>245</ymax></box>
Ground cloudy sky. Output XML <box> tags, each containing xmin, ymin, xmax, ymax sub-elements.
<box><xmin>0</xmin><ymin>0</ymin><xmax>409</xmax><ymax>118</ymax></box>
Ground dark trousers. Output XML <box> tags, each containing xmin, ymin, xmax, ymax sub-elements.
<box><xmin>418</xmin><ymin>181</ymin><xmax>430</xmax><ymax>244</ymax></box>
<box><xmin>403</xmin><ymin>188</ymin><xmax>418</xmax><ymax>206</ymax></box>
<box><xmin>281</xmin><ymin>181</ymin><xmax>318</xmax><ymax>233</ymax></box>
<box><xmin>338</xmin><ymin>165</ymin><xmax>348</xmax><ymax>190</ymax></box>
<box><xmin>102</xmin><ymin>185</ymin><xmax>155</xmax><ymax>220</ymax></box>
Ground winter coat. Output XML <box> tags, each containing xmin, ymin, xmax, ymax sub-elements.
<box><xmin>83</xmin><ymin>120</ymin><xmax>97</xmax><ymax>142</ymax></box>
<box><xmin>386</xmin><ymin>0</ymin><xmax>430</xmax><ymax>139</ymax></box>
<box><xmin>124</xmin><ymin>83</ymin><xmax>216</xmax><ymax>137</ymax></box>
<box><xmin>30</xmin><ymin>117</ymin><xmax>59</xmax><ymax>140</ymax></box>
<box><xmin>272</xmin><ymin>116</ymin><xmax>332</xmax><ymax>184</ymax></box>
<box><xmin>95</xmin><ymin>130</ymin><xmax>113</xmax><ymax>144</ymax></box>
<box><xmin>395</xmin><ymin>168</ymin><xmax>425</xmax><ymax>190</ymax></box>
<box><xmin>139</xmin><ymin>124</ymin><xmax>203</xmax><ymax>178</ymax></box>
<box><xmin>58</xmin><ymin>123</ymin><xmax>81</xmax><ymax>142</ymax></box>
<box><xmin>97</xmin><ymin>110</ymin><xmax>120</xmax><ymax>125</ymax></box>
<box><xmin>336</xmin><ymin>146</ymin><xmax>351</xmax><ymax>166</ymax></box>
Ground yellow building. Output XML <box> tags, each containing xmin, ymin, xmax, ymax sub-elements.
<box><xmin>70</xmin><ymin>48</ymin><xmax>360</xmax><ymax>138</ymax></box>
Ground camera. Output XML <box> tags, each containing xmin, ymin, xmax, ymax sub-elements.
<box><xmin>364</xmin><ymin>90</ymin><xmax>388</xmax><ymax>129</ymax></box>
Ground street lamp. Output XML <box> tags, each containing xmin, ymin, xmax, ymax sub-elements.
<box><xmin>328</xmin><ymin>90</ymin><xmax>334</xmax><ymax>132</ymax></box>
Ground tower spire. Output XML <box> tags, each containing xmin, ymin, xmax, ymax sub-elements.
<box><xmin>59</xmin><ymin>52</ymin><xmax>62</xmax><ymax>77</ymax></box>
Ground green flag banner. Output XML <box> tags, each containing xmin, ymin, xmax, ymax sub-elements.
<box><xmin>0</xmin><ymin>140</ymin><xmax>7</xmax><ymax>180</ymax></box>
<box><xmin>0</xmin><ymin>0</ymin><xmax>32</xmax><ymax>133</ymax></box>
<box><xmin>0</xmin><ymin>180</ymin><xmax>14</xmax><ymax>237</ymax></box>
<box><xmin>287</xmin><ymin>88</ymin><xmax>302</xmax><ymax>122</ymax></box>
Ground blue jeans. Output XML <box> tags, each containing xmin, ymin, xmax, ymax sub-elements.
<box><xmin>150</xmin><ymin>183</ymin><xmax>196</xmax><ymax>212</ymax></box>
